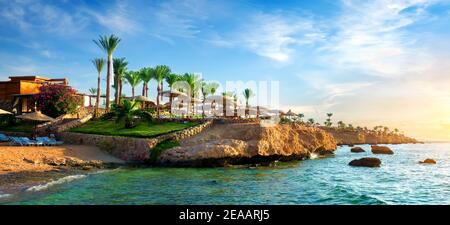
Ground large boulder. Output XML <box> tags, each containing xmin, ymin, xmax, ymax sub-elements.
<box><xmin>419</xmin><ymin>158</ymin><xmax>436</xmax><ymax>164</ymax></box>
<box><xmin>350</xmin><ymin>147</ymin><xmax>365</xmax><ymax>153</ymax></box>
<box><xmin>349</xmin><ymin>157</ymin><xmax>381</xmax><ymax>167</ymax></box>
<box><xmin>371</xmin><ymin>145</ymin><xmax>394</xmax><ymax>154</ymax></box>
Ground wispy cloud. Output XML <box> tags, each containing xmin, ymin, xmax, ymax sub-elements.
<box><xmin>84</xmin><ymin>1</ymin><xmax>140</xmax><ymax>35</ymax></box>
<box><xmin>0</xmin><ymin>0</ymin><xmax>89</xmax><ymax>36</ymax></box>
<box><xmin>236</xmin><ymin>12</ymin><xmax>325</xmax><ymax>62</ymax></box>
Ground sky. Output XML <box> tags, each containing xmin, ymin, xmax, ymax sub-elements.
<box><xmin>1</xmin><ymin>0</ymin><xmax>450</xmax><ymax>141</ymax></box>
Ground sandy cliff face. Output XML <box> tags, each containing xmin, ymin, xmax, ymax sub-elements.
<box><xmin>157</xmin><ymin>123</ymin><xmax>337</xmax><ymax>166</ymax></box>
<box><xmin>321</xmin><ymin>128</ymin><xmax>419</xmax><ymax>145</ymax></box>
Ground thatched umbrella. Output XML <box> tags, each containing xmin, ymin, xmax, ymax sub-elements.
<box><xmin>16</xmin><ymin>111</ymin><xmax>55</xmax><ymax>138</ymax></box>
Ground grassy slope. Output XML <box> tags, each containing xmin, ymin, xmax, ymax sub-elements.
<box><xmin>69</xmin><ymin>120</ymin><xmax>198</xmax><ymax>138</ymax></box>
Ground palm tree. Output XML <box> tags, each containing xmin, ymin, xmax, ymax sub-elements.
<box><xmin>207</xmin><ymin>82</ymin><xmax>220</xmax><ymax>115</ymax></box>
<box><xmin>91</xmin><ymin>58</ymin><xmax>105</xmax><ymax>117</ymax></box>
<box><xmin>307</xmin><ymin>118</ymin><xmax>315</xmax><ymax>126</ymax></box>
<box><xmin>113</xmin><ymin>57</ymin><xmax>128</xmax><ymax>105</ymax></box>
<box><xmin>164</xmin><ymin>73</ymin><xmax>180</xmax><ymax>116</ymax></box>
<box><xmin>114</xmin><ymin>99</ymin><xmax>140</xmax><ymax>129</ymax></box>
<box><xmin>337</xmin><ymin>121</ymin><xmax>345</xmax><ymax>129</ymax></box>
<box><xmin>182</xmin><ymin>73</ymin><xmax>202</xmax><ymax>117</ymax></box>
<box><xmin>298</xmin><ymin>113</ymin><xmax>304</xmax><ymax>123</ymax></box>
<box><xmin>125</xmin><ymin>71</ymin><xmax>142</xmax><ymax>98</ymax></box>
<box><xmin>222</xmin><ymin>91</ymin><xmax>234</xmax><ymax>117</ymax></box>
<box><xmin>200</xmin><ymin>80</ymin><xmax>211</xmax><ymax>118</ymax></box>
<box><xmin>154</xmin><ymin>65</ymin><xmax>171</xmax><ymax>119</ymax></box>
<box><xmin>243</xmin><ymin>88</ymin><xmax>254</xmax><ymax>118</ymax></box>
<box><xmin>325</xmin><ymin>113</ymin><xmax>333</xmax><ymax>127</ymax></box>
<box><xmin>88</xmin><ymin>88</ymin><xmax>97</xmax><ymax>107</ymax></box>
<box><xmin>93</xmin><ymin>35</ymin><xmax>121</xmax><ymax>111</ymax></box>
<box><xmin>139</xmin><ymin>67</ymin><xmax>154</xmax><ymax>98</ymax></box>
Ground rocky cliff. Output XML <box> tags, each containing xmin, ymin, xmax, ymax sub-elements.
<box><xmin>157</xmin><ymin>123</ymin><xmax>337</xmax><ymax>166</ymax></box>
<box><xmin>321</xmin><ymin>128</ymin><xmax>419</xmax><ymax>145</ymax></box>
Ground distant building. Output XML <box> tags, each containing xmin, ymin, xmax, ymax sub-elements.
<box><xmin>0</xmin><ymin>76</ymin><xmax>68</xmax><ymax>114</ymax></box>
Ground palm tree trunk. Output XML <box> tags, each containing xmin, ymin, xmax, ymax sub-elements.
<box><xmin>114</xmin><ymin>74</ymin><xmax>119</xmax><ymax>106</ymax></box>
<box><xmin>223</xmin><ymin>97</ymin><xmax>226</xmax><ymax>117</ymax></box>
<box><xmin>95</xmin><ymin>72</ymin><xmax>101</xmax><ymax>118</ymax></box>
<box><xmin>132</xmin><ymin>87</ymin><xmax>135</xmax><ymax>98</ymax></box>
<box><xmin>106</xmin><ymin>55</ymin><xmax>112</xmax><ymax>112</ymax></box>
<box><xmin>118</xmin><ymin>79</ymin><xmax>123</xmax><ymax>105</ymax></box>
<box><xmin>169</xmin><ymin>87</ymin><xmax>173</xmax><ymax>115</ymax></box>
<box><xmin>246</xmin><ymin>101</ymin><xmax>249</xmax><ymax>118</ymax></box>
<box><xmin>142</xmin><ymin>83</ymin><xmax>146</xmax><ymax>96</ymax></box>
<box><xmin>157</xmin><ymin>84</ymin><xmax>161</xmax><ymax>119</ymax></box>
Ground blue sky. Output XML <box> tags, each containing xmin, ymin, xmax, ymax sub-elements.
<box><xmin>1</xmin><ymin>0</ymin><xmax>450</xmax><ymax>140</ymax></box>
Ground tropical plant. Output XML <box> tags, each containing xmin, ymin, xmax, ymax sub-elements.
<box><xmin>297</xmin><ymin>113</ymin><xmax>304</xmax><ymax>123</ymax></box>
<box><xmin>34</xmin><ymin>84</ymin><xmax>82</xmax><ymax>118</ymax></box>
<box><xmin>113</xmin><ymin>99</ymin><xmax>140</xmax><ymax>128</ymax></box>
<box><xmin>125</xmin><ymin>71</ymin><xmax>142</xmax><ymax>98</ymax></box>
<box><xmin>337</xmin><ymin>121</ymin><xmax>346</xmax><ymax>129</ymax></box>
<box><xmin>88</xmin><ymin>87</ymin><xmax>97</xmax><ymax>107</ymax></box>
<box><xmin>207</xmin><ymin>82</ymin><xmax>220</xmax><ymax>114</ymax></box>
<box><xmin>165</xmin><ymin>73</ymin><xmax>180</xmax><ymax>115</ymax></box>
<box><xmin>325</xmin><ymin>113</ymin><xmax>333</xmax><ymax>127</ymax></box>
<box><xmin>307</xmin><ymin>118</ymin><xmax>315</xmax><ymax>126</ymax></box>
<box><xmin>93</xmin><ymin>34</ymin><xmax>121</xmax><ymax>111</ymax></box>
<box><xmin>243</xmin><ymin>88</ymin><xmax>254</xmax><ymax>118</ymax></box>
<box><xmin>182</xmin><ymin>73</ymin><xmax>202</xmax><ymax>116</ymax></box>
<box><xmin>222</xmin><ymin>91</ymin><xmax>234</xmax><ymax>117</ymax></box>
<box><xmin>200</xmin><ymin>80</ymin><xmax>210</xmax><ymax>117</ymax></box>
<box><xmin>139</xmin><ymin>67</ymin><xmax>154</xmax><ymax>98</ymax></box>
<box><xmin>154</xmin><ymin>65</ymin><xmax>171</xmax><ymax>118</ymax></box>
<box><xmin>91</xmin><ymin>58</ymin><xmax>105</xmax><ymax>117</ymax></box>
<box><xmin>113</xmin><ymin>57</ymin><xmax>128</xmax><ymax>105</ymax></box>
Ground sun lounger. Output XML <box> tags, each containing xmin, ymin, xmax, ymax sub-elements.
<box><xmin>39</xmin><ymin>137</ymin><xmax>63</xmax><ymax>146</ymax></box>
<box><xmin>0</xmin><ymin>133</ymin><xmax>9</xmax><ymax>142</ymax></box>
<box><xmin>9</xmin><ymin>137</ymin><xmax>25</xmax><ymax>146</ymax></box>
<box><xmin>20</xmin><ymin>137</ymin><xmax>43</xmax><ymax>146</ymax></box>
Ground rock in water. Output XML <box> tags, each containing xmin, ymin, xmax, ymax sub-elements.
<box><xmin>371</xmin><ymin>145</ymin><xmax>394</xmax><ymax>154</ymax></box>
<box><xmin>349</xmin><ymin>157</ymin><xmax>381</xmax><ymax>167</ymax></box>
<box><xmin>419</xmin><ymin>158</ymin><xmax>436</xmax><ymax>164</ymax></box>
<box><xmin>350</xmin><ymin>147</ymin><xmax>365</xmax><ymax>153</ymax></box>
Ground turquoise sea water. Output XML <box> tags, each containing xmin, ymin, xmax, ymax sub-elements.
<box><xmin>2</xmin><ymin>143</ymin><xmax>450</xmax><ymax>205</ymax></box>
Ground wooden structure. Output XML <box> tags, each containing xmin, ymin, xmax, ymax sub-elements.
<box><xmin>0</xmin><ymin>76</ymin><xmax>68</xmax><ymax>114</ymax></box>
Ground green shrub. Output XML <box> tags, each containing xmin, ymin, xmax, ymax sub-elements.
<box><xmin>147</xmin><ymin>140</ymin><xmax>180</xmax><ymax>164</ymax></box>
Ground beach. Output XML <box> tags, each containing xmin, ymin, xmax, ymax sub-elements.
<box><xmin>0</xmin><ymin>144</ymin><xmax>124</xmax><ymax>194</ymax></box>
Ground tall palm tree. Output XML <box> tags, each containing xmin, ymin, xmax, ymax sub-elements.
<box><xmin>139</xmin><ymin>67</ymin><xmax>154</xmax><ymax>98</ymax></box>
<box><xmin>325</xmin><ymin>113</ymin><xmax>333</xmax><ymax>127</ymax></box>
<box><xmin>113</xmin><ymin>57</ymin><xmax>128</xmax><ymax>105</ymax></box>
<box><xmin>298</xmin><ymin>113</ymin><xmax>304</xmax><ymax>123</ymax></box>
<box><xmin>222</xmin><ymin>91</ymin><xmax>234</xmax><ymax>117</ymax></box>
<box><xmin>200</xmin><ymin>80</ymin><xmax>211</xmax><ymax>118</ymax></box>
<box><xmin>154</xmin><ymin>65</ymin><xmax>171</xmax><ymax>119</ymax></box>
<box><xmin>165</xmin><ymin>73</ymin><xmax>180</xmax><ymax>115</ymax></box>
<box><xmin>93</xmin><ymin>34</ymin><xmax>121</xmax><ymax>111</ymax></box>
<box><xmin>91</xmin><ymin>58</ymin><xmax>105</xmax><ymax>117</ymax></box>
<box><xmin>307</xmin><ymin>118</ymin><xmax>315</xmax><ymax>126</ymax></box>
<box><xmin>243</xmin><ymin>88</ymin><xmax>254</xmax><ymax>118</ymax></box>
<box><xmin>125</xmin><ymin>71</ymin><xmax>142</xmax><ymax>98</ymax></box>
<box><xmin>88</xmin><ymin>88</ymin><xmax>97</xmax><ymax>107</ymax></box>
<box><xmin>207</xmin><ymin>82</ymin><xmax>220</xmax><ymax>115</ymax></box>
<box><xmin>182</xmin><ymin>73</ymin><xmax>202</xmax><ymax>117</ymax></box>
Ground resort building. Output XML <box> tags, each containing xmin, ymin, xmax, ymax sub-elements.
<box><xmin>0</xmin><ymin>76</ymin><xmax>68</xmax><ymax>114</ymax></box>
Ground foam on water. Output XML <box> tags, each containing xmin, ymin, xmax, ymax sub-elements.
<box><xmin>0</xmin><ymin>194</ymin><xmax>12</xmax><ymax>199</ymax></box>
<box><xmin>26</xmin><ymin>175</ymin><xmax>87</xmax><ymax>192</ymax></box>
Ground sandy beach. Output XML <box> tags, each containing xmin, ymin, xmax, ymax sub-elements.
<box><xmin>0</xmin><ymin>144</ymin><xmax>124</xmax><ymax>194</ymax></box>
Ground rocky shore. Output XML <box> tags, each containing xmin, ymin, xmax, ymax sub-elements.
<box><xmin>157</xmin><ymin>123</ymin><xmax>337</xmax><ymax>166</ymax></box>
<box><xmin>155</xmin><ymin>122</ymin><xmax>419</xmax><ymax>167</ymax></box>
<box><xmin>321</xmin><ymin>128</ymin><xmax>419</xmax><ymax>145</ymax></box>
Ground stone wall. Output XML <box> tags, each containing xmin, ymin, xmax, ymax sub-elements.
<box><xmin>57</xmin><ymin>120</ymin><xmax>213</xmax><ymax>162</ymax></box>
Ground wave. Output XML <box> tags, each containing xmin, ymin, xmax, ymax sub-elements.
<box><xmin>26</xmin><ymin>175</ymin><xmax>87</xmax><ymax>192</ymax></box>
<box><xmin>309</xmin><ymin>153</ymin><xmax>319</xmax><ymax>159</ymax></box>
<box><xmin>0</xmin><ymin>194</ymin><xmax>12</xmax><ymax>199</ymax></box>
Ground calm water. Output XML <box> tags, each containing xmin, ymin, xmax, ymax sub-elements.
<box><xmin>2</xmin><ymin>143</ymin><xmax>450</xmax><ymax>205</ymax></box>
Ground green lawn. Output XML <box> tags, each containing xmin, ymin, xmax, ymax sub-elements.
<box><xmin>69</xmin><ymin>120</ymin><xmax>198</xmax><ymax>138</ymax></box>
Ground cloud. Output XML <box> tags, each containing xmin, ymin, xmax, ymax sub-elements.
<box><xmin>0</xmin><ymin>0</ymin><xmax>89</xmax><ymax>36</ymax></box>
<box><xmin>236</xmin><ymin>12</ymin><xmax>325</xmax><ymax>62</ymax></box>
<box><xmin>84</xmin><ymin>1</ymin><xmax>140</xmax><ymax>35</ymax></box>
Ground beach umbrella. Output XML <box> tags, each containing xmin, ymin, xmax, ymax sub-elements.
<box><xmin>0</xmin><ymin>109</ymin><xmax>13</xmax><ymax>115</ymax></box>
<box><xmin>16</xmin><ymin>111</ymin><xmax>55</xmax><ymax>138</ymax></box>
